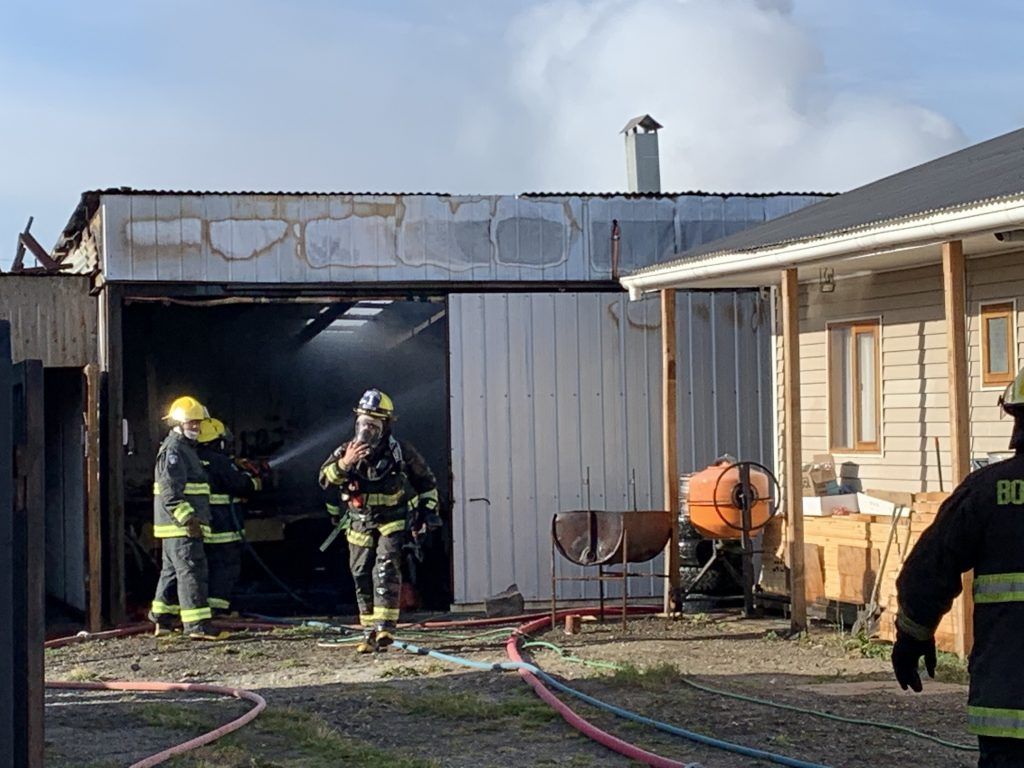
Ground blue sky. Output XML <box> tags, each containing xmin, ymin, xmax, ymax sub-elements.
<box><xmin>1</xmin><ymin>0</ymin><xmax>1022</xmax><ymax>256</ymax></box>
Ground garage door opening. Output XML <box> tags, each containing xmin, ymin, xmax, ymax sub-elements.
<box><xmin>121</xmin><ymin>297</ymin><xmax>452</xmax><ymax>617</ymax></box>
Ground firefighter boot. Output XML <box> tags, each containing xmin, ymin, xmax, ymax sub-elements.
<box><xmin>147</xmin><ymin>611</ymin><xmax>179</xmax><ymax>637</ymax></box>
<box><xmin>355</xmin><ymin>628</ymin><xmax>377</xmax><ymax>654</ymax></box>
<box><xmin>375</xmin><ymin>623</ymin><xmax>395</xmax><ymax>651</ymax></box>
<box><xmin>186</xmin><ymin>622</ymin><xmax>231</xmax><ymax>641</ymax></box>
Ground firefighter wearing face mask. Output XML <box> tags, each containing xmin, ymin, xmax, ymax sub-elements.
<box><xmin>196</xmin><ymin>418</ymin><xmax>261</xmax><ymax>617</ymax></box>
<box><xmin>319</xmin><ymin>389</ymin><xmax>440</xmax><ymax>653</ymax></box>
<box><xmin>149</xmin><ymin>396</ymin><xmax>228</xmax><ymax>641</ymax></box>
<box><xmin>893</xmin><ymin>365</ymin><xmax>1024</xmax><ymax>766</ymax></box>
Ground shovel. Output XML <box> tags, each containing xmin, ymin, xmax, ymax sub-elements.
<box><xmin>852</xmin><ymin>504</ymin><xmax>904</xmax><ymax>637</ymax></box>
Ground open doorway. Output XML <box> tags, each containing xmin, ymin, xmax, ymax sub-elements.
<box><xmin>121</xmin><ymin>296</ymin><xmax>452</xmax><ymax>617</ymax></box>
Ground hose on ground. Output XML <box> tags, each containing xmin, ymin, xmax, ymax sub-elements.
<box><xmin>46</xmin><ymin>680</ymin><xmax>266</xmax><ymax>768</ymax></box>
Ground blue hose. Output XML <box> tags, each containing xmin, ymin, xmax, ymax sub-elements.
<box><xmin>392</xmin><ymin>638</ymin><xmax>831</xmax><ymax>768</ymax></box>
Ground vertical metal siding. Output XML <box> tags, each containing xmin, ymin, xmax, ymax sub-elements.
<box><xmin>0</xmin><ymin>276</ymin><xmax>98</xmax><ymax>367</ymax></box>
<box><xmin>450</xmin><ymin>288</ymin><xmax>775</xmax><ymax>604</ymax></box>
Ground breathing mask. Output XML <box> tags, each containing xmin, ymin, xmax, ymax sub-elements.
<box><xmin>355</xmin><ymin>415</ymin><xmax>385</xmax><ymax>449</ymax></box>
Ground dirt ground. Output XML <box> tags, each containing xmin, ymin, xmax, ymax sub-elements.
<box><xmin>43</xmin><ymin>612</ymin><xmax>976</xmax><ymax>768</ymax></box>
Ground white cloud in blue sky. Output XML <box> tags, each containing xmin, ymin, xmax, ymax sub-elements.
<box><xmin>0</xmin><ymin>0</ymin><xmax>1021</xmax><ymax>253</ymax></box>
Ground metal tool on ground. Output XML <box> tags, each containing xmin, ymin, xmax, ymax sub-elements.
<box><xmin>851</xmin><ymin>504</ymin><xmax>905</xmax><ymax>637</ymax></box>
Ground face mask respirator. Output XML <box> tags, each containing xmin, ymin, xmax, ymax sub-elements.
<box><xmin>355</xmin><ymin>416</ymin><xmax>384</xmax><ymax>449</ymax></box>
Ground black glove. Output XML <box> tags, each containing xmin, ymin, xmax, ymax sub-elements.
<box><xmin>892</xmin><ymin>629</ymin><xmax>937</xmax><ymax>692</ymax></box>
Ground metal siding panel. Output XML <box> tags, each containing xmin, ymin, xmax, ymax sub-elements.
<box><xmin>528</xmin><ymin>293</ymin><xmax>560</xmax><ymax>600</ymax></box>
<box><xmin>506</xmin><ymin>295</ymin><xmax>540</xmax><ymax>598</ymax></box>
<box><xmin>553</xmin><ymin>294</ymin><xmax>584</xmax><ymax>598</ymax></box>
<box><xmin>713</xmin><ymin>293</ymin><xmax>740</xmax><ymax>457</ymax></box>
<box><xmin>448</xmin><ymin>295</ymin><xmax>467</xmax><ymax>600</ymax></box>
<box><xmin>129</xmin><ymin>196</ymin><xmax>158</xmax><ymax>281</ymax></box>
<box><xmin>687</xmin><ymin>293</ymin><xmax>717</xmax><ymax>469</ymax></box>
<box><xmin>202</xmin><ymin>196</ymin><xmax>232</xmax><ymax>283</ymax></box>
<box><xmin>483</xmin><ymin>295</ymin><xmax>514</xmax><ymax>594</ymax></box>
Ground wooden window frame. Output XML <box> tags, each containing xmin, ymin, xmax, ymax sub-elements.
<box><xmin>980</xmin><ymin>301</ymin><xmax>1016</xmax><ymax>389</ymax></box>
<box><xmin>827</xmin><ymin>318</ymin><xmax>882</xmax><ymax>454</ymax></box>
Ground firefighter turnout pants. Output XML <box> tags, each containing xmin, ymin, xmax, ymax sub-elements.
<box><xmin>151</xmin><ymin>537</ymin><xmax>211</xmax><ymax>627</ymax></box>
<box><xmin>207</xmin><ymin>541</ymin><xmax>242</xmax><ymax>614</ymax></box>
<box><xmin>347</xmin><ymin>518</ymin><xmax>404</xmax><ymax>629</ymax></box>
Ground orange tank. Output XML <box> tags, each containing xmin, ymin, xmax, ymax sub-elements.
<box><xmin>686</xmin><ymin>462</ymin><xmax>771</xmax><ymax>539</ymax></box>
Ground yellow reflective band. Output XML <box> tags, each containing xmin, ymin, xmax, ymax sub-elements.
<box><xmin>150</xmin><ymin>601</ymin><xmax>180</xmax><ymax>615</ymax></box>
<box><xmin>231</xmin><ymin>497</ymin><xmax>244</xmax><ymax>504</ymax></box>
<box><xmin>359</xmin><ymin>614</ymin><xmax>375</xmax><ymax>627</ymax></box>
<box><xmin>184</xmin><ymin>482</ymin><xmax>210</xmax><ymax>495</ymax></box>
<box><xmin>154</xmin><ymin>522</ymin><xmax>212</xmax><ymax>539</ymax></box>
<box><xmin>251</xmin><ymin>477</ymin><xmax>262</xmax><ymax>492</ymax></box>
<box><xmin>323</xmin><ymin>463</ymin><xmax>344</xmax><ymax>485</ymax></box>
<box><xmin>153</xmin><ymin>482</ymin><xmax>162</xmax><ymax>494</ymax></box>
<box><xmin>968</xmin><ymin>705</ymin><xmax>1024</xmax><ymax>738</ymax></box>
<box><xmin>420</xmin><ymin>489</ymin><xmax>439</xmax><ymax>510</ymax></box>
<box><xmin>171</xmin><ymin>502</ymin><xmax>196</xmax><ymax>524</ymax></box>
<box><xmin>379</xmin><ymin>519</ymin><xmax>407</xmax><ymax>536</ymax></box>
<box><xmin>973</xmin><ymin>572</ymin><xmax>1024</xmax><ymax>603</ymax></box>
<box><xmin>180</xmin><ymin>606</ymin><xmax>213</xmax><ymax>623</ymax></box>
<box><xmin>209</xmin><ymin>494</ymin><xmax>232</xmax><ymax>505</ymax></box>
<box><xmin>895</xmin><ymin>611</ymin><xmax>934</xmax><ymax>642</ymax></box>
<box><xmin>346</xmin><ymin>529</ymin><xmax>373</xmax><ymax>548</ymax></box>
<box><xmin>208</xmin><ymin>597</ymin><xmax>231</xmax><ymax>610</ymax></box>
<box><xmin>203</xmin><ymin>531</ymin><xmax>242</xmax><ymax>544</ymax></box>
<box><xmin>201</xmin><ymin>460</ymin><xmax>210</xmax><ymax>466</ymax></box>
<box><xmin>325</xmin><ymin>503</ymin><xmax>341</xmax><ymax>515</ymax></box>
<box><xmin>366</xmin><ymin>491</ymin><xmax>405</xmax><ymax>506</ymax></box>
<box><xmin>372</xmin><ymin>607</ymin><xmax>400</xmax><ymax>621</ymax></box>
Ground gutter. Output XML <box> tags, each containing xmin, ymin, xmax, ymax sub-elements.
<box><xmin>620</xmin><ymin>196</ymin><xmax>1024</xmax><ymax>299</ymax></box>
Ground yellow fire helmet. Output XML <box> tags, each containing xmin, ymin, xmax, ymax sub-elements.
<box><xmin>354</xmin><ymin>389</ymin><xmax>396</xmax><ymax>421</ymax></box>
<box><xmin>164</xmin><ymin>396</ymin><xmax>209</xmax><ymax>423</ymax></box>
<box><xmin>197</xmin><ymin>417</ymin><xmax>227</xmax><ymax>444</ymax></box>
<box><xmin>1000</xmin><ymin>365</ymin><xmax>1024</xmax><ymax>414</ymax></box>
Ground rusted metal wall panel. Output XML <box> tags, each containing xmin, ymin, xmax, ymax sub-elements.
<box><xmin>0</xmin><ymin>276</ymin><xmax>98</xmax><ymax>367</ymax></box>
<box><xmin>99</xmin><ymin>193</ymin><xmax>824</xmax><ymax>284</ymax></box>
<box><xmin>450</xmin><ymin>289</ymin><xmax>775</xmax><ymax>604</ymax></box>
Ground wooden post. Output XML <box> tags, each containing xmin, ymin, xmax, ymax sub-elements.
<box><xmin>100</xmin><ymin>286</ymin><xmax>126</xmax><ymax>625</ymax></box>
<box><xmin>942</xmin><ymin>239</ymin><xmax>973</xmax><ymax>657</ymax></box>
<box><xmin>661</xmin><ymin>288</ymin><xmax>680</xmax><ymax>613</ymax></box>
<box><xmin>781</xmin><ymin>269</ymin><xmax>807</xmax><ymax>633</ymax></box>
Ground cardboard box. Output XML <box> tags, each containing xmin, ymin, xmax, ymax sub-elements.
<box><xmin>856</xmin><ymin>493</ymin><xmax>904</xmax><ymax>517</ymax></box>
<box><xmin>802</xmin><ymin>493</ymin><xmax>859</xmax><ymax>517</ymax></box>
<box><xmin>801</xmin><ymin>454</ymin><xmax>837</xmax><ymax>497</ymax></box>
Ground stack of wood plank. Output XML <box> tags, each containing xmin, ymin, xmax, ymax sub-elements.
<box><xmin>758</xmin><ymin>491</ymin><xmax>966</xmax><ymax>652</ymax></box>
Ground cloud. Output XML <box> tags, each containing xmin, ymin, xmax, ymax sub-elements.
<box><xmin>500</xmin><ymin>0</ymin><xmax>966</xmax><ymax>192</ymax></box>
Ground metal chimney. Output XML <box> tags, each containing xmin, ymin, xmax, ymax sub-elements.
<box><xmin>621</xmin><ymin>115</ymin><xmax>663</xmax><ymax>193</ymax></box>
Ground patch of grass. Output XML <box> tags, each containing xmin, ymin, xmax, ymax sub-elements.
<box><xmin>136</xmin><ymin>702</ymin><xmax>213</xmax><ymax>732</ymax></box>
<box><xmin>392</xmin><ymin>690</ymin><xmax>557</xmax><ymax>730</ymax></box>
<box><xmin>380</xmin><ymin>664</ymin><xmax>426</xmax><ymax>679</ymax></box>
<box><xmin>841</xmin><ymin>633</ymin><xmax>969</xmax><ymax>684</ymax></box>
<box><xmin>769</xmin><ymin>733</ymin><xmax>792</xmax><ymax>747</ymax></box>
<box><xmin>607</xmin><ymin>662</ymin><xmax>684</xmax><ymax>689</ymax></box>
<box><xmin>63</xmin><ymin>666</ymin><xmax>100</xmax><ymax>682</ymax></box>
<box><xmin>249</xmin><ymin>707</ymin><xmax>439</xmax><ymax>767</ymax></box>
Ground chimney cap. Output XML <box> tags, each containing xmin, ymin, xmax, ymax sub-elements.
<box><xmin>621</xmin><ymin>114</ymin><xmax>663</xmax><ymax>134</ymax></box>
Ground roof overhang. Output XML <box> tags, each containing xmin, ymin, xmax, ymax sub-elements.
<box><xmin>620</xmin><ymin>195</ymin><xmax>1024</xmax><ymax>297</ymax></box>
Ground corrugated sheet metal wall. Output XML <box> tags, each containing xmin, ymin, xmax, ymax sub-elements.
<box><xmin>0</xmin><ymin>276</ymin><xmax>98</xmax><ymax>367</ymax></box>
<box><xmin>450</xmin><ymin>289</ymin><xmax>774</xmax><ymax>603</ymax></box>
<box><xmin>98</xmin><ymin>193</ymin><xmax>823</xmax><ymax>283</ymax></box>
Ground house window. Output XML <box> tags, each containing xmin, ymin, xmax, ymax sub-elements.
<box><xmin>981</xmin><ymin>302</ymin><xmax>1016</xmax><ymax>388</ymax></box>
<box><xmin>828</xmin><ymin>320</ymin><xmax>881</xmax><ymax>452</ymax></box>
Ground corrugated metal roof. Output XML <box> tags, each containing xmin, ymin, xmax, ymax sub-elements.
<box><xmin>520</xmin><ymin>190</ymin><xmax>835</xmax><ymax>199</ymax></box>
<box><xmin>628</xmin><ymin>126</ymin><xmax>1024</xmax><ymax>276</ymax></box>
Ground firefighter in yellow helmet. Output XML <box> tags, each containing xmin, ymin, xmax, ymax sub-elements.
<box><xmin>196</xmin><ymin>418</ymin><xmax>261</xmax><ymax>616</ymax></box>
<box><xmin>893</xmin><ymin>365</ymin><xmax>1024</xmax><ymax>765</ymax></box>
<box><xmin>148</xmin><ymin>396</ymin><xmax>227</xmax><ymax>640</ymax></box>
<box><xmin>319</xmin><ymin>389</ymin><xmax>440</xmax><ymax>653</ymax></box>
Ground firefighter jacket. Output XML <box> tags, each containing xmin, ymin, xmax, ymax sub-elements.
<box><xmin>896</xmin><ymin>451</ymin><xmax>1024</xmax><ymax>739</ymax></box>
<box><xmin>153</xmin><ymin>430</ymin><xmax>211</xmax><ymax>539</ymax></box>
<box><xmin>197</xmin><ymin>444</ymin><xmax>260</xmax><ymax>545</ymax></box>
<box><xmin>319</xmin><ymin>436</ymin><xmax>438</xmax><ymax>538</ymax></box>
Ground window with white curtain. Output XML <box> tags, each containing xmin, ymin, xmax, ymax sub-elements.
<box><xmin>828</xmin><ymin>320</ymin><xmax>881</xmax><ymax>452</ymax></box>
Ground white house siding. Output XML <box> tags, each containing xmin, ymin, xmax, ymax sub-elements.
<box><xmin>966</xmin><ymin>251</ymin><xmax>1024</xmax><ymax>458</ymax></box>
<box><xmin>774</xmin><ymin>250</ymin><xmax>1024</xmax><ymax>495</ymax></box>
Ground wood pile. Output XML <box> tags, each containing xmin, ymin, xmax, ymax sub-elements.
<box><xmin>758</xmin><ymin>491</ymin><xmax>967</xmax><ymax>652</ymax></box>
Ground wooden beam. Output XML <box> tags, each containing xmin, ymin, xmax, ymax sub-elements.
<box><xmin>661</xmin><ymin>288</ymin><xmax>680</xmax><ymax>613</ymax></box>
<box><xmin>941</xmin><ymin>239</ymin><xmax>973</xmax><ymax>657</ymax></box>
<box><xmin>85</xmin><ymin>363</ymin><xmax>103</xmax><ymax>632</ymax></box>
<box><xmin>18</xmin><ymin>231</ymin><xmax>61</xmax><ymax>272</ymax></box>
<box><xmin>99</xmin><ymin>286</ymin><xmax>125</xmax><ymax>624</ymax></box>
<box><xmin>781</xmin><ymin>269</ymin><xmax>807</xmax><ymax>632</ymax></box>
